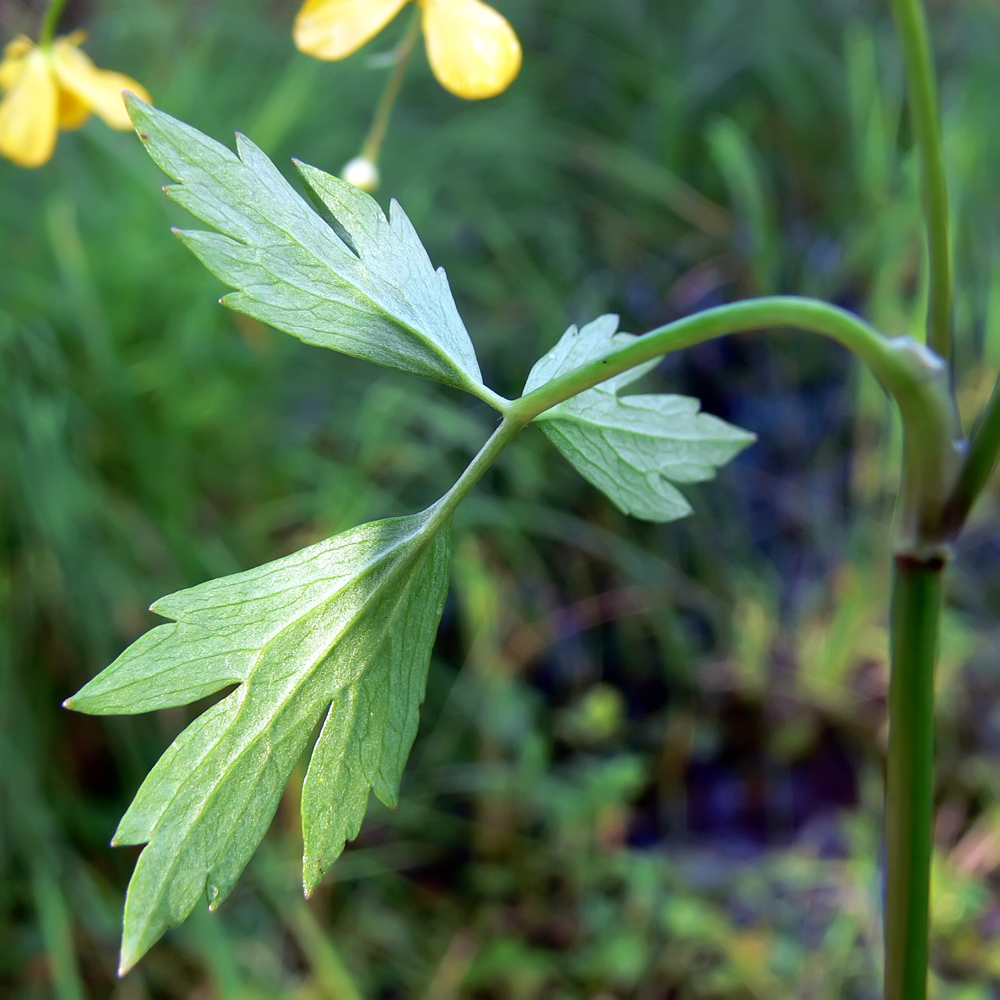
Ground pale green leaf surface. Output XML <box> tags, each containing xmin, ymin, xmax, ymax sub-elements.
<box><xmin>524</xmin><ymin>315</ymin><xmax>755</xmax><ymax>522</ymax></box>
<box><xmin>66</xmin><ymin>508</ymin><xmax>451</xmax><ymax>973</ymax></box>
<box><xmin>125</xmin><ymin>97</ymin><xmax>484</xmax><ymax>395</ymax></box>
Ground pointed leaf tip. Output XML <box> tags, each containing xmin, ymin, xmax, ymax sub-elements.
<box><xmin>118</xmin><ymin>940</ymin><xmax>140</xmax><ymax>977</ymax></box>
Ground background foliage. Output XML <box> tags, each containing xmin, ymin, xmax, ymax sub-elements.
<box><xmin>2</xmin><ymin>0</ymin><xmax>1000</xmax><ymax>997</ymax></box>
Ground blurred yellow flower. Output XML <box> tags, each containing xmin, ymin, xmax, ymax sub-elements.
<box><xmin>0</xmin><ymin>32</ymin><xmax>151</xmax><ymax>168</ymax></box>
<box><xmin>294</xmin><ymin>0</ymin><xmax>521</xmax><ymax>100</ymax></box>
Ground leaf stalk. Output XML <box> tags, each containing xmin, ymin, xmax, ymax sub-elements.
<box><xmin>508</xmin><ymin>297</ymin><xmax>961</xmax><ymax>556</ymax></box>
<box><xmin>427</xmin><ymin>416</ymin><xmax>523</xmax><ymax>530</ymax></box>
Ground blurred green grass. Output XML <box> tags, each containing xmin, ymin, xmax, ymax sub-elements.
<box><xmin>3</xmin><ymin>0</ymin><xmax>1000</xmax><ymax>997</ymax></box>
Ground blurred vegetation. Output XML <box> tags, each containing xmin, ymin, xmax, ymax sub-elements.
<box><xmin>3</xmin><ymin>0</ymin><xmax>1000</xmax><ymax>996</ymax></box>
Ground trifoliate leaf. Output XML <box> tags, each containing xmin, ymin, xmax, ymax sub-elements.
<box><xmin>66</xmin><ymin>507</ymin><xmax>451</xmax><ymax>973</ymax></box>
<box><xmin>524</xmin><ymin>315</ymin><xmax>755</xmax><ymax>522</ymax></box>
<box><xmin>125</xmin><ymin>97</ymin><xmax>485</xmax><ymax>397</ymax></box>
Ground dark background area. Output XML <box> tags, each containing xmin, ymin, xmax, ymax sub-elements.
<box><xmin>3</xmin><ymin>0</ymin><xmax>1000</xmax><ymax>996</ymax></box>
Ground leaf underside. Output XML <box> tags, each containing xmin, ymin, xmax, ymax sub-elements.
<box><xmin>66</xmin><ymin>102</ymin><xmax>756</xmax><ymax>977</ymax></box>
<box><xmin>524</xmin><ymin>315</ymin><xmax>756</xmax><ymax>522</ymax></box>
<box><xmin>67</xmin><ymin>508</ymin><xmax>451</xmax><ymax>973</ymax></box>
<box><xmin>125</xmin><ymin>96</ymin><xmax>484</xmax><ymax>396</ymax></box>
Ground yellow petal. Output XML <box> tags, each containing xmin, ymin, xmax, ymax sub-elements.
<box><xmin>421</xmin><ymin>0</ymin><xmax>521</xmax><ymax>99</ymax></box>
<box><xmin>50</xmin><ymin>37</ymin><xmax>151</xmax><ymax>130</ymax></box>
<box><xmin>0</xmin><ymin>35</ymin><xmax>35</xmax><ymax>92</ymax></box>
<box><xmin>58</xmin><ymin>89</ymin><xmax>91</xmax><ymax>130</ymax></box>
<box><xmin>0</xmin><ymin>48</ymin><xmax>58</xmax><ymax>168</ymax></box>
<box><xmin>294</xmin><ymin>0</ymin><xmax>410</xmax><ymax>60</ymax></box>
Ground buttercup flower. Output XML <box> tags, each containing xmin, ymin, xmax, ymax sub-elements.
<box><xmin>0</xmin><ymin>32</ymin><xmax>151</xmax><ymax>168</ymax></box>
<box><xmin>294</xmin><ymin>0</ymin><xmax>521</xmax><ymax>100</ymax></box>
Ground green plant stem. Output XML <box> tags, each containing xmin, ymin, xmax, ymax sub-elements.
<box><xmin>878</xmin><ymin>11</ymin><xmax>953</xmax><ymax>989</ymax></box>
<box><xmin>427</xmin><ymin>417</ymin><xmax>523</xmax><ymax>529</ymax></box>
<box><xmin>39</xmin><ymin>0</ymin><xmax>69</xmax><ymax>46</ymax></box>
<box><xmin>359</xmin><ymin>10</ymin><xmax>422</xmax><ymax>166</ymax></box>
<box><xmin>888</xmin><ymin>0</ymin><xmax>953</xmax><ymax>359</ymax></box>
<box><xmin>943</xmin><ymin>378</ymin><xmax>1000</xmax><ymax>534</ymax></box>
<box><xmin>510</xmin><ymin>298</ymin><xmax>941</xmax><ymax>423</ymax></box>
<box><xmin>885</xmin><ymin>554</ymin><xmax>942</xmax><ymax>1000</ymax></box>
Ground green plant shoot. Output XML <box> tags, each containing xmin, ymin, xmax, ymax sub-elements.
<box><xmin>62</xmin><ymin>0</ymin><xmax>1000</xmax><ymax>987</ymax></box>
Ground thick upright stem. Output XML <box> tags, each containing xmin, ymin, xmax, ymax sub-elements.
<box><xmin>888</xmin><ymin>0</ymin><xmax>953</xmax><ymax>359</ymax></box>
<box><xmin>881</xmin><ymin>10</ymin><xmax>952</xmax><ymax>989</ymax></box>
<box><xmin>885</xmin><ymin>555</ymin><xmax>942</xmax><ymax>1000</ymax></box>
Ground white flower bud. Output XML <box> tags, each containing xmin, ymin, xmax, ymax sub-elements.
<box><xmin>341</xmin><ymin>156</ymin><xmax>380</xmax><ymax>193</ymax></box>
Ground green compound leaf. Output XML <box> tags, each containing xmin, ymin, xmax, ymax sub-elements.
<box><xmin>126</xmin><ymin>96</ymin><xmax>485</xmax><ymax>397</ymax></box>
<box><xmin>524</xmin><ymin>315</ymin><xmax>756</xmax><ymax>522</ymax></box>
<box><xmin>66</xmin><ymin>508</ymin><xmax>451</xmax><ymax>974</ymax></box>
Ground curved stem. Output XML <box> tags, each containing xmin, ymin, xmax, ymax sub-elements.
<box><xmin>888</xmin><ymin>0</ymin><xmax>953</xmax><ymax>359</ymax></box>
<box><xmin>509</xmin><ymin>296</ymin><xmax>956</xmax><ymax>452</ymax></box>
<box><xmin>359</xmin><ymin>10</ymin><xmax>421</xmax><ymax>167</ymax></box>
<box><xmin>885</xmin><ymin>554</ymin><xmax>942</xmax><ymax>1000</ymax></box>
<box><xmin>438</xmin><ymin>298</ymin><xmax>957</xmax><ymax>537</ymax></box>
<box><xmin>39</xmin><ymin>0</ymin><xmax>69</xmax><ymax>46</ymax></box>
<box><xmin>510</xmin><ymin>298</ymin><xmax>939</xmax><ymax>423</ymax></box>
<box><xmin>504</xmin><ymin>296</ymin><xmax>959</xmax><ymax>554</ymax></box>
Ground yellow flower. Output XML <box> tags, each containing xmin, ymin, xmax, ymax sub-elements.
<box><xmin>294</xmin><ymin>0</ymin><xmax>521</xmax><ymax>100</ymax></box>
<box><xmin>0</xmin><ymin>31</ymin><xmax>151</xmax><ymax>168</ymax></box>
